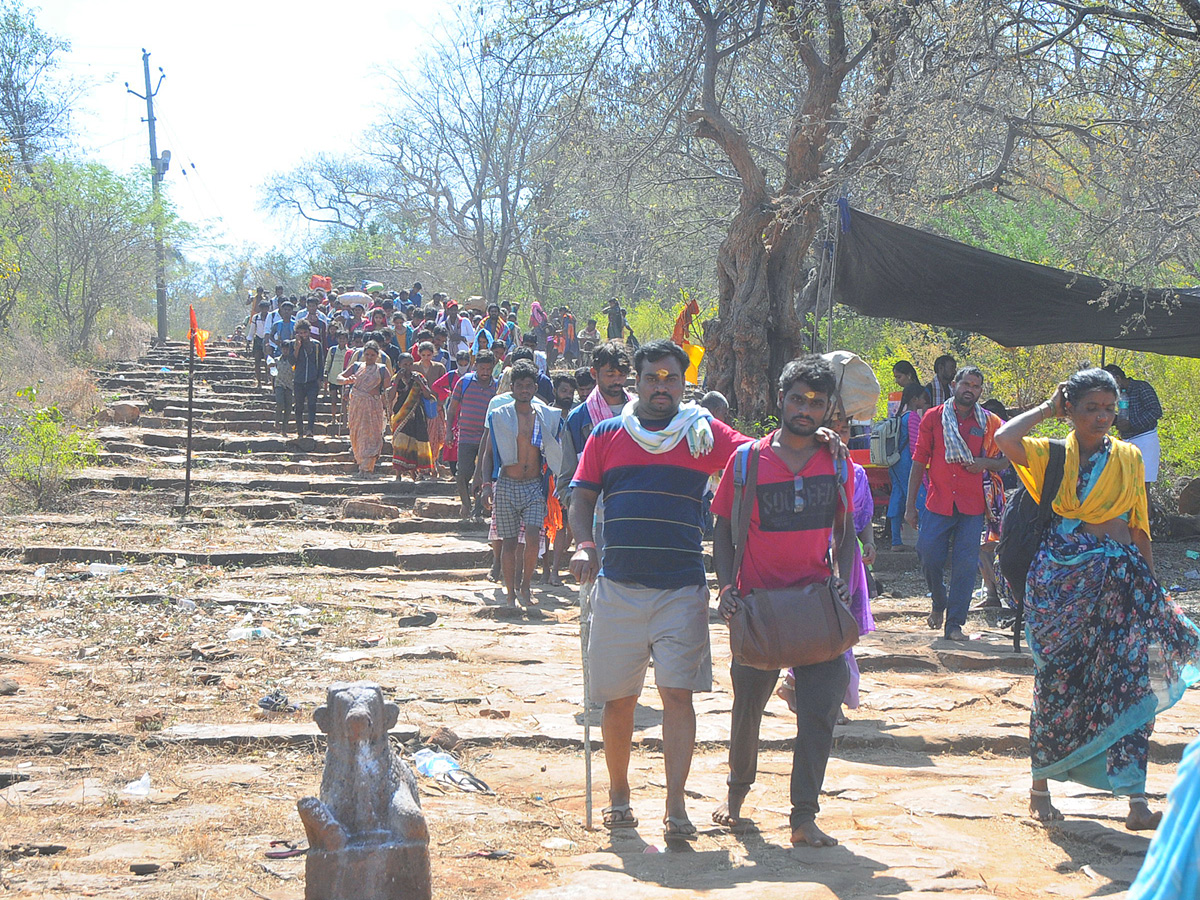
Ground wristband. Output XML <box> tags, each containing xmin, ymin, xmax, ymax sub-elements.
<box><xmin>576</xmin><ymin>541</ymin><xmax>597</xmax><ymax>551</ymax></box>
<box><xmin>718</xmin><ymin>585</ymin><xmax>735</xmax><ymax>597</ymax></box>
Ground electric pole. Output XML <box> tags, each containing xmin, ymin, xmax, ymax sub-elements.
<box><xmin>126</xmin><ymin>50</ymin><xmax>170</xmax><ymax>344</ymax></box>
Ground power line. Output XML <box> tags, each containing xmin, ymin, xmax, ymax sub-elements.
<box><xmin>152</xmin><ymin>97</ymin><xmax>239</xmax><ymax>241</ymax></box>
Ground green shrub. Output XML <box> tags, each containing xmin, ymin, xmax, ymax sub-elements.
<box><xmin>0</xmin><ymin>389</ymin><xmax>99</xmax><ymax>508</ymax></box>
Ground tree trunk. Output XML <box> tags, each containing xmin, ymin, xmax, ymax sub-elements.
<box><xmin>706</xmin><ymin>200</ymin><xmax>816</xmax><ymax>424</ymax></box>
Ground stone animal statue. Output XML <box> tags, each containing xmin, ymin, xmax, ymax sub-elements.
<box><xmin>298</xmin><ymin>682</ymin><xmax>431</xmax><ymax>900</ymax></box>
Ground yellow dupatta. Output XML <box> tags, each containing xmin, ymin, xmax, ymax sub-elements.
<box><xmin>390</xmin><ymin>377</ymin><xmax>424</xmax><ymax>431</ymax></box>
<box><xmin>1014</xmin><ymin>433</ymin><xmax>1149</xmax><ymax>536</ymax></box>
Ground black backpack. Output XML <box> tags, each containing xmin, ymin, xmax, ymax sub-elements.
<box><xmin>997</xmin><ymin>440</ymin><xmax>1066</xmax><ymax>650</ymax></box>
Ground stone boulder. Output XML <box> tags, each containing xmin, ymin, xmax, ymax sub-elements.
<box><xmin>109</xmin><ymin>402</ymin><xmax>141</xmax><ymax>425</ymax></box>
<box><xmin>343</xmin><ymin>500</ymin><xmax>401</xmax><ymax>520</ymax></box>
<box><xmin>1179</xmin><ymin>477</ymin><xmax>1200</xmax><ymax>515</ymax></box>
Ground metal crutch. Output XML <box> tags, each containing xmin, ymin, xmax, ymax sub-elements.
<box><xmin>579</xmin><ymin>578</ymin><xmax>595</xmax><ymax>830</ymax></box>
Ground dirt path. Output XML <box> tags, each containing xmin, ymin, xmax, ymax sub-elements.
<box><xmin>1</xmin><ymin>340</ymin><xmax>1196</xmax><ymax>899</ymax></box>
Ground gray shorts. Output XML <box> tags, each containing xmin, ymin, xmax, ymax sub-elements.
<box><xmin>587</xmin><ymin>577</ymin><xmax>711</xmax><ymax>703</ymax></box>
<box><xmin>493</xmin><ymin>474</ymin><xmax>546</xmax><ymax>540</ymax></box>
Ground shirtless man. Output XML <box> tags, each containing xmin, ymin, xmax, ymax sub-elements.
<box><xmin>475</xmin><ymin>361</ymin><xmax>564</xmax><ymax>606</ymax></box>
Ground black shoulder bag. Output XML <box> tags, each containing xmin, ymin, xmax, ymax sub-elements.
<box><xmin>996</xmin><ymin>440</ymin><xmax>1067</xmax><ymax>651</ymax></box>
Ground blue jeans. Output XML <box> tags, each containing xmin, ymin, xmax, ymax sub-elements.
<box><xmin>917</xmin><ymin>509</ymin><xmax>984</xmax><ymax>634</ymax></box>
<box><xmin>294</xmin><ymin>379</ymin><xmax>320</xmax><ymax>435</ymax></box>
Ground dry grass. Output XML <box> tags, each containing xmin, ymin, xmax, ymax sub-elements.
<box><xmin>0</xmin><ymin>325</ymin><xmax>102</xmax><ymax>420</ymax></box>
<box><xmin>94</xmin><ymin>315</ymin><xmax>155</xmax><ymax>364</ymax></box>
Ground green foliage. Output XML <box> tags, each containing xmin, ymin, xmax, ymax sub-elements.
<box><xmin>734</xmin><ymin>415</ymin><xmax>779</xmax><ymax>438</ymax></box>
<box><xmin>0</xmin><ymin>386</ymin><xmax>98</xmax><ymax>508</ymax></box>
<box><xmin>0</xmin><ymin>158</ymin><xmax>172</xmax><ymax>351</ymax></box>
<box><xmin>621</xmin><ymin>291</ymin><xmax>714</xmax><ymax>344</ymax></box>
<box><xmin>818</xmin><ymin>306</ymin><xmax>1200</xmax><ymax>483</ymax></box>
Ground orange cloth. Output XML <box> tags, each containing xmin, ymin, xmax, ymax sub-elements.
<box><xmin>671</xmin><ymin>297</ymin><xmax>700</xmax><ymax>345</ymax></box>
<box><xmin>188</xmin><ymin>306</ymin><xmax>209</xmax><ymax>359</ymax></box>
<box><xmin>545</xmin><ymin>475</ymin><xmax>563</xmax><ymax>543</ymax></box>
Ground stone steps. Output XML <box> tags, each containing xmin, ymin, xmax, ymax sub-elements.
<box><xmin>17</xmin><ymin>544</ymin><xmax>490</xmax><ymax>572</ymax></box>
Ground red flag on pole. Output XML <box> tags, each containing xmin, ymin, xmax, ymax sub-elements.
<box><xmin>188</xmin><ymin>305</ymin><xmax>209</xmax><ymax>359</ymax></box>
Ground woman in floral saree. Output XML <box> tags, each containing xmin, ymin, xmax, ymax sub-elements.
<box><xmin>995</xmin><ymin>368</ymin><xmax>1200</xmax><ymax>830</ymax></box>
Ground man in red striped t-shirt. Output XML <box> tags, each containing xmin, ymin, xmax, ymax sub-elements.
<box><xmin>448</xmin><ymin>350</ymin><xmax>498</xmax><ymax>519</ymax></box>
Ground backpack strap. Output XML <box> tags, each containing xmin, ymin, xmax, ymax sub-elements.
<box><xmin>1013</xmin><ymin>438</ymin><xmax>1067</xmax><ymax>653</ymax></box>
<box><xmin>1038</xmin><ymin>440</ymin><xmax>1068</xmax><ymax>526</ymax></box>
<box><xmin>730</xmin><ymin>439</ymin><xmax>762</xmax><ymax>586</ymax></box>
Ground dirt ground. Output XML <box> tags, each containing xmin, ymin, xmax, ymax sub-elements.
<box><xmin>2</xmin><ymin>345</ymin><xmax>1198</xmax><ymax>899</ymax></box>
<box><xmin>2</xmin><ymin>526</ymin><xmax>1197</xmax><ymax>899</ymax></box>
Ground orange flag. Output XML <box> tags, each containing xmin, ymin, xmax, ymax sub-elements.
<box><xmin>188</xmin><ymin>305</ymin><xmax>209</xmax><ymax>359</ymax></box>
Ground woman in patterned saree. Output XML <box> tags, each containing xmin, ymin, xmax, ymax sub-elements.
<box><xmin>338</xmin><ymin>341</ymin><xmax>390</xmax><ymax>476</ymax></box>
<box><xmin>995</xmin><ymin>368</ymin><xmax>1200</xmax><ymax>830</ymax></box>
<box><xmin>390</xmin><ymin>352</ymin><xmax>436</xmax><ymax>481</ymax></box>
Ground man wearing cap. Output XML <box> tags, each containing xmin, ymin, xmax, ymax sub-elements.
<box><xmin>248</xmin><ymin>299</ymin><xmax>272</xmax><ymax>389</ymax></box>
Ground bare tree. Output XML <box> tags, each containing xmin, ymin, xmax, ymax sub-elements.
<box><xmin>261</xmin><ymin>155</ymin><xmax>411</xmax><ymax>232</ymax></box>
<box><xmin>373</xmin><ymin>9</ymin><xmax>588</xmax><ymax>305</ymax></box>
<box><xmin>4</xmin><ymin>161</ymin><xmax>157</xmax><ymax>351</ymax></box>
<box><xmin>0</xmin><ymin>1</ymin><xmax>79</xmax><ymax>172</ymax></box>
<box><xmin>509</xmin><ymin>0</ymin><xmax>1200</xmax><ymax>419</ymax></box>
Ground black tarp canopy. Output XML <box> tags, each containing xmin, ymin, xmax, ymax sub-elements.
<box><xmin>832</xmin><ymin>206</ymin><xmax>1200</xmax><ymax>357</ymax></box>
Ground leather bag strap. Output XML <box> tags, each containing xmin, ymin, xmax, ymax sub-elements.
<box><xmin>731</xmin><ymin>439</ymin><xmax>762</xmax><ymax>585</ymax></box>
<box><xmin>733</xmin><ymin>438</ymin><xmax>852</xmax><ymax>586</ymax></box>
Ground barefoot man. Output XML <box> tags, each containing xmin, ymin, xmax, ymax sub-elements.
<box><xmin>476</xmin><ymin>361</ymin><xmax>563</xmax><ymax>607</ymax></box>
<box><xmin>569</xmin><ymin>339</ymin><xmax>746</xmax><ymax>841</ymax></box>
<box><xmin>710</xmin><ymin>355</ymin><xmax>856</xmax><ymax>847</ymax></box>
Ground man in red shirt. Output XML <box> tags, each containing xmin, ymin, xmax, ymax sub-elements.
<box><xmin>905</xmin><ymin>366</ymin><xmax>1006</xmax><ymax>641</ymax></box>
<box><xmin>710</xmin><ymin>355</ymin><xmax>856</xmax><ymax>847</ymax></box>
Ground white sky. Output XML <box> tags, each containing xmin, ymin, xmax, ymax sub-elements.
<box><xmin>37</xmin><ymin>0</ymin><xmax>443</xmax><ymax>257</ymax></box>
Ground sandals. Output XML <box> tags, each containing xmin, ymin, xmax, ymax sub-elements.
<box><xmin>257</xmin><ymin>689</ymin><xmax>298</xmax><ymax>713</ymax></box>
<box><xmin>602</xmin><ymin>804</ymin><xmax>638</xmax><ymax>829</ymax></box>
<box><xmin>663</xmin><ymin>816</ymin><xmax>698</xmax><ymax>841</ymax></box>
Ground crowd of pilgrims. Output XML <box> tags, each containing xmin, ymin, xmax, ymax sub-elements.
<box><xmin>227</xmin><ymin>288</ymin><xmax>1200</xmax><ymax>872</ymax></box>
<box><xmin>235</xmin><ymin>282</ymin><xmax>614</xmax><ymax>472</ymax></box>
<box><xmin>233</xmin><ymin>281</ymin><xmax>631</xmax><ymax>584</ymax></box>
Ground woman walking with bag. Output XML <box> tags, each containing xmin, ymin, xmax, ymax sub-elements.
<box><xmin>995</xmin><ymin>368</ymin><xmax>1200</xmax><ymax>829</ymax></box>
